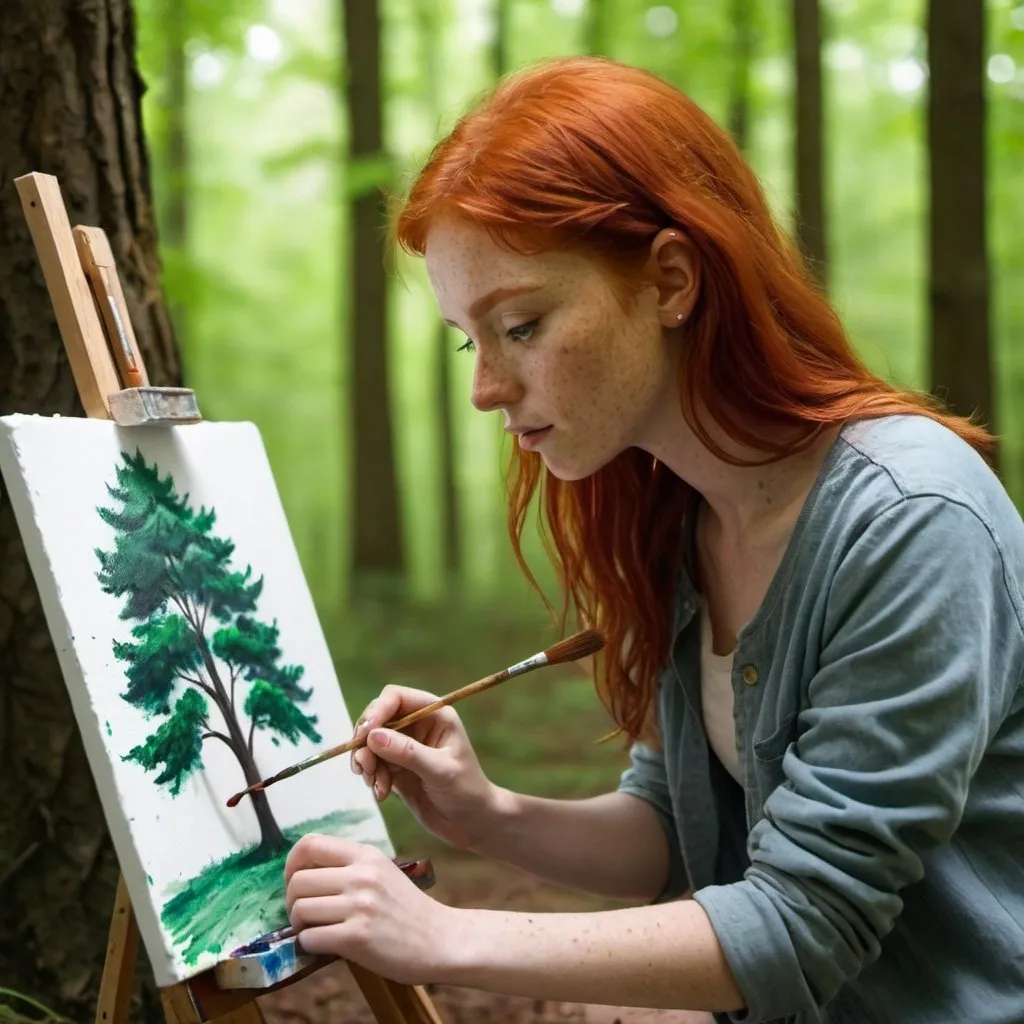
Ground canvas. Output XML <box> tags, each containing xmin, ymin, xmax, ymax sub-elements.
<box><xmin>0</xmin><ymin>414</ymin><xmax>393</xmax><ymax>986</ymax></box>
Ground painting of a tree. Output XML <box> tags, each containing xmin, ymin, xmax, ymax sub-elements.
<box><xmin>95</xmin><ymin>449</ymin><xmax>321</xmax><ymax>859</ymax></box>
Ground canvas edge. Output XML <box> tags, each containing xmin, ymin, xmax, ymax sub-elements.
<box><xmin>0</xmin><ymin>416</ymin><xmax>192</xmax><ymax>988</ymax></box>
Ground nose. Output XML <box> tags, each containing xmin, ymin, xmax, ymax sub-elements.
<box><xmin>470</xmin><ymin>348</ymin><xmax>524</xmax><ymax>413</ymax></box>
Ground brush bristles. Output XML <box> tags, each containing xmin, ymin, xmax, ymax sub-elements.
<box><xmin>544</xmin><ymin>628</ymin><xmax>606</xmax><ymax>665</ymax></box>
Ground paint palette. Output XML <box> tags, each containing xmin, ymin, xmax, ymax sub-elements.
<box><xmin>217</xmin><ymin>932</ymin><xmax>317</xmax><ymax>989</ymax></box>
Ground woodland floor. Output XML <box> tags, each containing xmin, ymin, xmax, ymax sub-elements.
<box><xmin>259</xmin><ymin>849</ymin><xmax>714</xmax><ymax>1024</ymax></box>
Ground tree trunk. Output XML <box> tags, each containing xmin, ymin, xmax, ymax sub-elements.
<box><xmin>728</xmin><ymin>0</ymin><xmax>754</xmax><ymax>153</ymax></box>
<box><xmin>434</xmin><ymin>324</ymin><xmax>460</xmax><ymax>583</ymax></box>
<box><xmin>342</xmin><ymin>0</ymin><xmax>405</xmax><ymax>588</ymax></box>
<box><xmin>417</xmin><ymin>0</ymin><xmax>462</xmax><ymax>586</ymax></box>
<box><xmin>0</xmin><ymin>0</ymin><xmax>179</xmax><ymax>1017</ymax></box>
<box><xmin>194</xmin><ymin>636</ymin><xmax>287</xmax><ymax>857</ymax></box>
<box><xmin>926</xmin><ymin>0</ymin><xmax>994</xmax><ymax>442</ymax></box>
<box><xmin>163</xmin><ymin>0</ymin><xmax>190</xmax><ymax>363</ymax></box>
<box><xmin>492</xmin><ymin>0</ymin><xmax>509</xmax><ymax>79</ymax></box>
<box><xmin>587</xmin><ymin>0</ymin><xmax>609</xmax><ymax>57</ymax></box>
<box><xmin>792</xmin><ymin>0</ymin><xmax>828</xmax><ymax>288</ymax></box>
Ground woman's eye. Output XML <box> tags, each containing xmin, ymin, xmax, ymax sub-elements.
<box><xmin>507</xmin><ymin>320</ymin><xmax>538</xmax><ymax>343</ymax></box>
<box><xmin>455</xmin><ymin>336</ymin><xmax>475</xmax><ymax>353</ymax></box>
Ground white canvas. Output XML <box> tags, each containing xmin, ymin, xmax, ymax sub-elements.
<box><xmin>0</xmin><ymin>414</ymin><xmax>393</xmax><ymax>986</ymax></box>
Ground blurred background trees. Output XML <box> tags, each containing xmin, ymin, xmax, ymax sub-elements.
<box><xmin>1</xmin><ymin>0</ymin><xmax>1022</xmax><ymax>1017</ymax></box>
<box><xmin>130</xmin><ymin>0</ymin><xmax>1022</xmax><ymax>615</ymax></box>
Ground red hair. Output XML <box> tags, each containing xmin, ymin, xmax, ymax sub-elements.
<box><xmin>394</xmin><ymin>57</ymin><xmax>995</xmax><ymax>744</ymax></box>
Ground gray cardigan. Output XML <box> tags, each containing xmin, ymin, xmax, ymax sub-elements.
<box><xmin>619</xmin><ymin>414</ymin><xmax>1024</xmax><ymax>1023</ymax></box>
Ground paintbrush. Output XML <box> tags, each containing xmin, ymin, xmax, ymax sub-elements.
<box><xmin>226</xmin><ymin>627</ymin><xmax>605</xmax><ymax>808</ymax></box>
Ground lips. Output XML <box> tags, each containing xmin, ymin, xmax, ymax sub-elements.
<box><xmin>516</xmin><ymin>425</ymin><xmax>552</xmax><ymax>451</ymax></box>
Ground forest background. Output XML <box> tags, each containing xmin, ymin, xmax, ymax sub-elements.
<box><xmin>0</xmin><ymin>1</ymin><xmax>1021</xmax><ymax>1022</ymax></box>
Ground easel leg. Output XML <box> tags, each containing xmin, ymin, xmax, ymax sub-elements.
<box><xmin>160</xmin><ymin>983</ymin><xmax>265</xmax><ymax>1024</ymax></box>
<box><xmin>347</xmin><ymin>964</ymin><xmax>443</xmax><ymax>1024</ymax></box>
<box><xmin>95</xmin><ymin>874</ymin><xmax>140</xmax><ymax>1024</ymax></box>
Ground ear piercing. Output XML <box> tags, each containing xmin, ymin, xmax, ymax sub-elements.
<box><xmin>676</xmin><ymin>313</ymin><xmax>684</xmax><ymax>321</ymax></box>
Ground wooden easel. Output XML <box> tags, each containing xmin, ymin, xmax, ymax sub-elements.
<box><xmin>13</xmin><ymin>171</ymin><xmax>444</xmax><ymax>1024</ymax></box>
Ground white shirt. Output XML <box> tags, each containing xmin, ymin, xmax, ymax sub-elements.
<box><xmin>700</xmin><ymin>605</ymin><xmax>742</xmax><ymax>783</ymax></box>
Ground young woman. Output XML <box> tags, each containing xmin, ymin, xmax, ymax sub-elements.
<box><xmin>283</xmin><ymin>57</ymin><xmax>1024</xmax><ymax>1022</ymax></box>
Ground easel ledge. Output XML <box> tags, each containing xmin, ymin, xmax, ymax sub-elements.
<box><xmin>13</xmin><ymin>170</ymin><xmax>444</xmax><ymax>1024</ymax></box>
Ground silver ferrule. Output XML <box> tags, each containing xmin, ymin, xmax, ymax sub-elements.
<box><xmin>506</xmin><ymin>651</ymin><xmax>549</xmax><ymax>677</ymax></box>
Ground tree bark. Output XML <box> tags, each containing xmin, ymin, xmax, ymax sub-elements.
<box><xmin>926</xmin><ymin>0</ymin><xmax>994</xmax><ymax>441</ymax></box>
<box><xmin>792</xmin><ymin>0</ymin><xmax>828</xmax><ymax>288</ymax></box>
<box><xmin>0</xmin><ymin>0</ymin><xmax>179</xmax><ymax>1017</ymax></box>
<box><xmin>342</xmin><ymin>0</ymin><xmax>406</xmax><ymax>587</ymax></box>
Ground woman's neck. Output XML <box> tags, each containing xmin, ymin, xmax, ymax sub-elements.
<box><xmin>639</xmin><ymin>401</ymin><xmax>842</xmax><ymax>547</ymax></box>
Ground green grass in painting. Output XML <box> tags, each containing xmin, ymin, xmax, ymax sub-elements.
<box><xmin>160</xmin><ymin>809</ymin><xmax>383</xmax><ymax>965</ymax></box>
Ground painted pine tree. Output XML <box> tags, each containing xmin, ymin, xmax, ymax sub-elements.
<box><xmin>95</xmin><ymin>449</ymin><xmax>321</xmax><ymax>859</ymax></box>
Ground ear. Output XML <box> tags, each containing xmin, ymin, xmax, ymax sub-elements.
<box><xmin>647</xmin><ymin>227</ymin><xmax>700</xmax><ymax>328</ymax></box>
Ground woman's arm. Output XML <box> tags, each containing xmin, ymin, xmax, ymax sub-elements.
<box><xmin>443</xmin><ymin>897</ymin><xmax>744</xmax><ymax>1010</ymax></box>
<box><xmin>354</xmin><ymin>688</ymin><xmax>679</xmax><ymax>903</ymax></box>
<box><xmin>284</xmin><ymin>834</ymin><xmax>745</xmax><ymax>1013</ymax></box>
<box><xmin>470</xmin><ymin>788</ymin><xmax>672</xmax><ymax>902</ymax></box>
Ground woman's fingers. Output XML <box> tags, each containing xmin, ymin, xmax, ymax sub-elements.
<box><xmin>284</xmin><ymin>865</ymin><xmax>349</xmax><ymax>914</ymax></box>
<box><xmin>289</xmin><ymin>893</ymin><xmax>352</xmax><ymax>930</ymax></box>
<box><xmin>373</xmin><ymin>760</ymin><xmax>393</xmax><ymax>800</ymax></box>
<box><xmin>351</xmin><ymin>684</ymin><xmax>453</xmax><ymax>782</ymax></box>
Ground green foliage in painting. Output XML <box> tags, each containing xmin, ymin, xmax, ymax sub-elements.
<box><xmin>125</xmin><ymin>689</ymin><xmax>208</xmax><ymax>796</ymax></box>
<box><xmin>95</xmin><ymin>449</ymin><xmax>320</xmax><ymax>852</ymax></box>
<box><xmin>244</xmin><ymin>680</ymin><xmax>321</xmax><ymax>745</ymax></box>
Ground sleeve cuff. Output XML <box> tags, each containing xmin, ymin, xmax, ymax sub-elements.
<box><xmin>693</xmin><ymin>881</ymin><xmax>818</xmax><ymax>1023</ymax></box>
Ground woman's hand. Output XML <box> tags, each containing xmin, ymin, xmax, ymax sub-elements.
<box><xmin>284</xmin><ymin>834</ymin><xmax>457</xmax><ymax>984</ymax></box>
<box><xmin>351</xmin><ymin>684</ymin><xmax>510</xmax><ymax>852</ymax></box>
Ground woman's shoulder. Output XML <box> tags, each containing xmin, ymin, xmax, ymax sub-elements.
<box><xmin>823</xmin><ymin>414</ymin><xmax>1019</xmax><ymax>537</ymax></box>
<box><xmin>806</xmin><ymin>415</ymin><xmax>1024</xmax><ymax>615</ymax></box>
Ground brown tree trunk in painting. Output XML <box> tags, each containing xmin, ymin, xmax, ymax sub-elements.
<box><xmin>926</xmin><ymin>1</ymin><xmax>995</xmax><ymax>448</ymax></box>
<box><xmin>728</xmin><ymin>0</ymin><xmax>754</xmax><ymax>153</ymax></box>
<box><xmin>0</xmin><ymin>0</ymin><xmax>179</xmax><ymax>1017</ymax></box>
<box><xmin>792</xmin><ymin>0</ymin><xmax>828</xmax><ymax>288</ymax></box>
<box><xmin>342</xmin><ymin>0</ymin><xmax>406</xmax><ymax>587</ymax></box>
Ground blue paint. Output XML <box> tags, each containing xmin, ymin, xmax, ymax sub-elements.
<box><xmin>261</xmin><ymin>938</ymin><xmax>297</xmax><ymax>983</ymax></box>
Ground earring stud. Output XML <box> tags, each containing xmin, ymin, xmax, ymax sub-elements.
<box><xmin>676</xmin><ymin>313</ymin><xmax>684</xmax><ymax>321</ymax></box>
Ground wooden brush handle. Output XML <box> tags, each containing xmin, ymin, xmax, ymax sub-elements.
<box><xmin>322</xmin><ymin>666</ymin><xmax>512</xmax><ymax>761</ymax></box>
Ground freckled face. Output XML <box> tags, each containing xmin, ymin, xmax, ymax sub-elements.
<box><xmin>424</xmin><ymin>216</ymin><xmax>680</xmax><ymax>481</ymax></box>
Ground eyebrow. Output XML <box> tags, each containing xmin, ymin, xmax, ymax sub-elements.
<box><xmin>443</xmin><ymin>284</ymin><xmax>543</xmax><ymax>328</ymax></box>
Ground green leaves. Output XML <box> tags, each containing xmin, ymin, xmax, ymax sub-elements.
<box><xmin>97</xmin><ymin>448</ymin><xmax>320</xmax><ymax>802</ymax></box>
<box><xmin>96</xmin><ymin>450</ymin><xmax>263</xmax><ymax>624</ymax></box>
<box><xmin>244</xmin><ymin>680</ymin><xmax>321</xmax><ymax>745</ymax></box>
<box><xmin>124</xmin><ymin>689</ymin><xmax>209</xmax><ymax>795</ymax></box>
<box><xmin>116</xmin><ymin>615</ymin><xmax>202</xmax><ymax>715</ymax></box>
<box><xmin>212</xmin><ymin>616</ymin><xmax>311</xmax><ymax>700</ymax></box>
